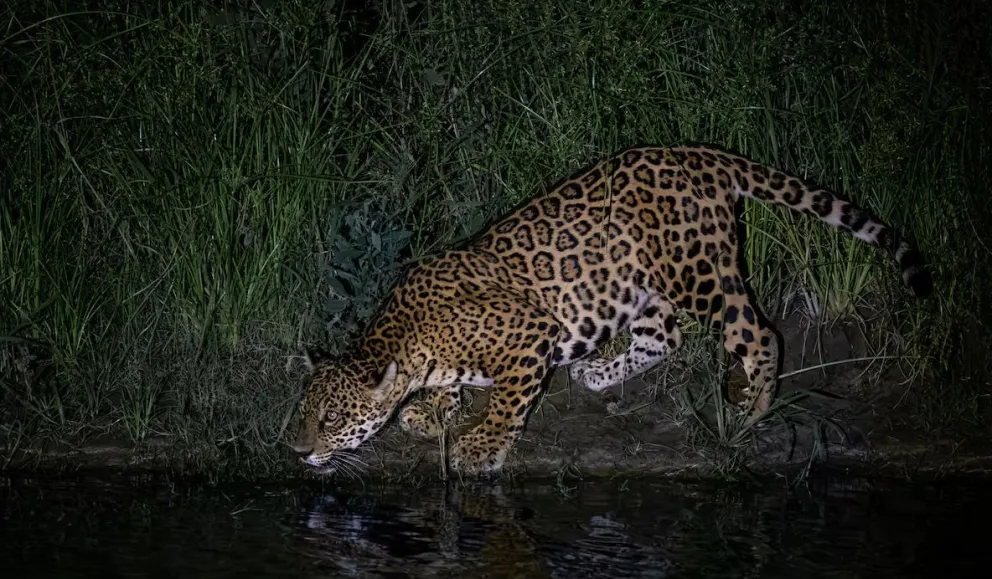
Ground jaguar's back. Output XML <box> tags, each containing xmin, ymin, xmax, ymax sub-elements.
<box><xmin>464</xmin><ymin>145</ymin><xmax>929</xmax><ymax>370</ymax></box>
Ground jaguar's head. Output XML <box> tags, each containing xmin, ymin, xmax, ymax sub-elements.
<box><xmin>291</xmin><ymin>349</ymin><xmax>404</xmax><ymax>475</ymax></box>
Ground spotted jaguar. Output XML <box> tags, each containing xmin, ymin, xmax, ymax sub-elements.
<box><xmin>291</xmin><ymin>144</ymin><xmax>932</xmax><ymax>476</ymax></box>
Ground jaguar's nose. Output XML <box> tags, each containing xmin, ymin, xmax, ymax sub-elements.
<box><xmin>292</xmin><ymin>443</ymin><xmax>313</xmax><ymax>458</ymax></box>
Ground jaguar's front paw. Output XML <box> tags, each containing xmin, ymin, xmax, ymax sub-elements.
<box><xmin>449</xmin><ymin>427</ymin><xmax>511</xmax><ymax>476</ymax></box>
<box><xmin>400</xmin><ymin>387</ymin><xmax>463</xmax><ymax>439</ymax></box>
<box><xmin>399</xmin><ymin>403</ymin><xmax>442</xmax><ymax>439</ymax></box>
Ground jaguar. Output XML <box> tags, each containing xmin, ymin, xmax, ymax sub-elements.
<box><xmin>291</xmin><ymin>144</ymin><xmax>932</xmax><ymax>476</ymax></box>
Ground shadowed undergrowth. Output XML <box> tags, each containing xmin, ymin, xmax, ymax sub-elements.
<box><xmin>1</xmin><ymin>0</ymin><xmax>990</xmax><ymax>480</ymax></box>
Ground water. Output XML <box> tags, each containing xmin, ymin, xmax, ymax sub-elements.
<box><xmin>2</xmin><ymin>474</ymin><xmax>990</xmax><ymax>578</ymax></box>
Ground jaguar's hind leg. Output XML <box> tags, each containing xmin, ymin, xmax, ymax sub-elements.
<box><xmin>569</xmin><ymin>295</ymin><xmax>682</xmax><ymax>392</ymax></box>
<box><xmin>399</xmin><ymin>384</ymin><xmax>463</xmax><ymax>438</ymax></box>
<box><xmin>720</xmin><ymin>294</ymin><xmax>780</xmax><ymax>424</ymax></box>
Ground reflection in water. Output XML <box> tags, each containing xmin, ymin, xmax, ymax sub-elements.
<box><xmin>1</xmin><ymin>474</ymin><xmax>991</xmax><ymax>577</ymax></box>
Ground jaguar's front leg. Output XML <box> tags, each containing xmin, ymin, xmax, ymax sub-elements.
<box><xmin>450</xmin><ymin>340</ymin><xmax>557</xmax><ymax>476</ymax></box>
<box><xmin>399</xmin><ymin>384</ymin><xmax>463</xmax><ymax>439</ymax></box>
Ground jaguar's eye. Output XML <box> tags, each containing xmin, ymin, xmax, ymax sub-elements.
<box><xmin>322</xmin><ymin>410</ymin><xmax>339</xmax><ymax>423</ymax></box>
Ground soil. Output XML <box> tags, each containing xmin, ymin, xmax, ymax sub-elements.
<box><xmin>6</xmin><ymin>314</ymin><xmax>992</xmax><ymax>483</ymax></box>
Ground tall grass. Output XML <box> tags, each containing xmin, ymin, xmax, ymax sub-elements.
<box><xmin>1</xmin><ymin>0</ymin><xmax>989</xmax><ymax>477</ymax></box>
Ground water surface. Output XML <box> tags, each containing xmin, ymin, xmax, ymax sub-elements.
<box><xmin>2</xmin><ymin>473</ymin><xmax>990</xmax><ymax>577</ymax></box>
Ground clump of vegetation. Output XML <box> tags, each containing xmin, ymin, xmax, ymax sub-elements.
<box><xmin>319</xmin><ymin>200</ymin><xmax>412</xmax><ymax>350</ymax></box>
<box><xmin>1</xmin><ymin>0</ymin><xmax>989</xmax><ymax>479</ymax></box>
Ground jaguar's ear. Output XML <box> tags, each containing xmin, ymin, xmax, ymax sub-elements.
<box><xmin>371</xmin><ymin>361</ymin><xmax>399</xmax><ymax>402</ymax></box>
<box><xmin>304</xmin><ymin>347</ymin><xmax>333</xmax><ymax>371</ymax></box>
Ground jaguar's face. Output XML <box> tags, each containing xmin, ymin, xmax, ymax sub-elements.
<box><xmin>291</xmin><ymin>351</ymin><xmax>400</xmax><ymax>474</ymax></box>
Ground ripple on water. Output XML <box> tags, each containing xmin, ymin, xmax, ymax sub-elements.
<box><xmin>1</xmin><ymin>475</ymin><xmax>991</xmax><ymax>578</ymax></box>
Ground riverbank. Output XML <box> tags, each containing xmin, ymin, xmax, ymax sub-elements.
<box><xmin>6</xmin><ymin>314</ymin><xmax>990</xmax><ymax>485</ymax></box>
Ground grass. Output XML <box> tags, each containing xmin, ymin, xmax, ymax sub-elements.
<box><xmin>1</xmin><ymin>0</ymin><xmax>991</xmax><ymax>480</ymax></box>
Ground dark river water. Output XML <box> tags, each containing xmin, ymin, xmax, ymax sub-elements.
<box><xmin>2</xmin><ymin>473</ymin><xmax>990</xmax><ymax>577</ymax></box>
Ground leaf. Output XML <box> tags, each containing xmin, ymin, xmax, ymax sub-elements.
<box><xmin>333</xmin><ymin>246</ymin><xmax>365</xmax><ymax>263</ymax></box>
<box><xmin>422</xmin><ymin>68</ymin><xmax>446</xmax><ymax>86</ymax></box>
<box><xmin>324</xmin><ymin>299</ymin><xmax>349</xmax><ymax>314</ymax></box>
<box><xmin>333</xmin><ymin>269</ymin><xmax>361</xmax><ymax>283</ymax></box>
<box><xmin>326</xmin><ymin>276</ymin><xmax>352</xmax><ymax>298</ymax></box>
<box><xmin>383</xmin><ymin>229</ymin><xmax>412</xmax><ymax>248</ymax></box>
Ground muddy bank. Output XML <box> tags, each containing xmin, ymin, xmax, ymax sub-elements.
<box><xmin>18</xmin><ymin>390</ymin><xmax>992</xmax><ymax>483</ymax></box>
<box><xmin>6</xmin><ymin>315</ymin><xmax>992</xmax><ymax>483</ymax></box>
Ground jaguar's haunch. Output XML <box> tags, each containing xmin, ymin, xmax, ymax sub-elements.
<box><xmin>291</xmin><ymin>144</ymin><xmax>932</xmax><ymax>476</ymax></box>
